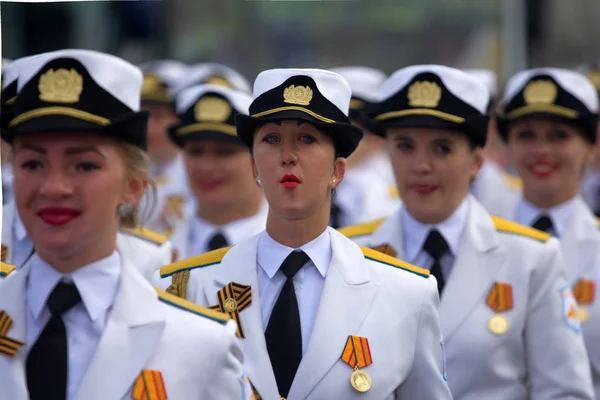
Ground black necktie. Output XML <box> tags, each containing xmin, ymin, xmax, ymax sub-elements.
<box><xmin>265</xmin><ymin>250</ymin><xmax>310</xmax><ymax>398</ymax></box>
<box><xmin>26</xmin><ymin>281</ymin><xmax>82</xmax><ymax>400</ymax></box>
<box><xmin>531</xmin><ymin>215</ymin><xmax>554</xmax><ymax>233</ymax></box>
<box><xmin>329</xmin><ymin>202</ymin><xmax>343</xmax><ymax>229</ymax></box>
<box><xmin>207</xmin><ymin>232</ymin><xmax>229</xmax><ymax>251</ymax></box>
<box><xmin>423</xmin><ymin>230</ymin><xmax>450</xmax><ymax>295</ymax></box>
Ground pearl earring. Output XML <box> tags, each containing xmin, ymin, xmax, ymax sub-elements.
<box><xmin>117</xmin><ymin>204</ymin><xmax>134</xmax><ymax>217</ymax></box>
<box><xmin>256</xmin><ymin>178</ymin><xmax>261</xmax><ymax>186</ymax></box>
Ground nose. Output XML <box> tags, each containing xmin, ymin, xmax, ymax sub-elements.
<box><xmin>280</xmin><ymin>140</ymin><xmax>298</xmax><ymax>167</ymax></box>
<box><xmin>39</xmin><ymin>168</ymin><xmax>73</xmax><ymax>198</ymax></box>
<box><xmin>412</xmin><ymin>149</ymin><xmax>432</xmax><ymax>174</ymax></box>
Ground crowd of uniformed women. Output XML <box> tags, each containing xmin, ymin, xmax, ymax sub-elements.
<box><xmin>1</xmin><ymin>46</ymin><xmax>600</xmax><ymax>400</ymax></box>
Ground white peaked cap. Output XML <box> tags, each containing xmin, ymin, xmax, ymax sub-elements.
<box><xmin>503</xmin><ymin>68</ymin><xmax>598</xmax><ymax>112</ymax></box>
<box><xmin>378</xmin><ymin>64</ymin><xmax>490</xmax><ymax>114</ymax></box>
<box><xmin>17</xmin><ymin>49</ymin><xmax>143</xmax><ymax>111</ymax></box>
<box><xmin>253</xmin><ymin>68</ymin><xmax>352</xmax><ymax>116</ymax></box>
<box><xmin>176</xmin><ymin>84</ymin><xmax>251</xmax><ymax>116</ymax></box>
<box><xmin>173</xmin><ymin>63</ymin><xmax>251</xmax><ymax>94</ymax></box>
<box><xmin>330</xmin><ymin>66</ymin><xmax>387</xmax><ymax>103</ymax></box>
<box><xmin>463</xmin><ymin>68</ymin><xmax>498</xmax><ymax>98</ymax></box>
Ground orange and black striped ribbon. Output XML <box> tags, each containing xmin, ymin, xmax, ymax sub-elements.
<box><xmin>0</xmin><ymin>310</ymin><xmax>24</xmax><ymax>357</ymax></box>
<box><xmin>340</xmin><ymin>335</ymin><xmax>373</xmax><ymax>369</ymax></box>
<box><xmin>485</xmin><ymin>282</ymin><xmax>514</xmax><ymax>312</ymax></box>
<box><xmin>573</xmin><ymin>279</ymin><xmax>596</xmax><ymax>305</ymax></box>
<box><xmin>131</xmin><ymin>370</ymin><xmax>167</xmax><ymax>400</ymax></box>
<box><xmin>371</xmin><ymin>244</ymin><xmax>397</xmax><ymax>258</ymax></box>
<box><xmin>209</xmin><ymin>282</ymin><xmax>252</xmax><ymax>338</ymax></box>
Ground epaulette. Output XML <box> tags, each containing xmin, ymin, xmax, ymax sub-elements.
<box><xmin>491</xmin><ymin>216</ymin><xmax>550</xmax><ymax>242</ymax></box>
<box><xmin>0</xmin><ymin>262</ymin><xmax>16</xmax><ymax>278</ymax></box>
<box><xmin>338</xmin><ymin>219</ymin><xmax>385</xmax><ymax>239</ymax></box>
<box><xmin>503</xmin><ymin>173</ymin><xmax>523</xmax><ymax>191</ymax></box>
<box><xmin>360</xmin><ymin>246</ymin><xmax>429</xmax><ymax>278</ymax></box>
<box><xmin>160</xmin><ymin>246</ymin><xmax>232</xmax><ymax>278</ymax></box>
<box><xmin>121</xmin><ymin>227</ymin><xmax>168</xmax><ymax>246</ymax></box>
<box><xmin>155</xmin><ymin>288</ymin><xmax>229</xmax><ymax>325</ymax></box>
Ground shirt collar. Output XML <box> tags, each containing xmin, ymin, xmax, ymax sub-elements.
<box><xmin>402</xmin><ymin>195</ymin><xmax>471</xmax><ymax>263</ymax></box>
<box><xmin>257</xmin><ymin>228</ymin><xmax>332</xmax><ymax>279</ymax></box>
<box><xmin>516</xmin><ymin>195</ymin><xmax>578</xmax><ymax>237</ymax></box>
<box><xmin>192</xmin><ymin>200</ymin><xmax>268</xmax><ymax>247</ymax></box>
<box><xmin>27</xmin><ymin>251</ymin><xmax>122</xmax><ymax>322</ymax></box>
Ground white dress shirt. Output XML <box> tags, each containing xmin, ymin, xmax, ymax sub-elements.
<box><xmin>26</xmin><ymin>251</ymin><xmax>121</xmax><ymax>400</ymax></box>
<box><xmin>515</xmin><ymin>195</ymin><xmax>578</xmax><ymax>237</ymax></box>
<box><xmin>256</xmin><ymin>229</ymin><xmax>332</xmax><ymax>354</ymax></box>
<box><xmin>401</xmin><ymin>195</ymin><xmax>470</xmax><ymax>280</ymax></box>
<box><xmin>187</xmin><ymin>203</ymin><xmax>268</xmax><ymax>258</ymax></box>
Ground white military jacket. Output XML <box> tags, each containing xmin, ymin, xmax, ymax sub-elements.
<box><xmin>1</xmin><ymin>200</ymin><xmax>174</xmax><ymax>281</ymax></box>
<box><xmin>340</xmin><ymin>199</ymin><xmax>594</xmax><ymax>400</ymax></box>
<box><xmin>158</xmin><ymin>227</ymin><xmax>452</xmax><ymax>400</ymax></box>
<box><xmin>498</xmin><ymin>196</ymin><xmax>600</xmax><ymax>398</ymax></box>
<box><xmin>0</xmin><ymin>257</ymin><xmax>252</xmax><ymax>400</ymax></box>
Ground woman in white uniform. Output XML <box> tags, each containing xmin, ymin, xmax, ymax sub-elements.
<box><xmin>0</xmin><ymin>49</ymin><xmax>251</xmax><ymax>400</ymax></box>
<box><xmin>0</xmin><ymin>56</ymin><xmax>175</xmax><ymax>282</ymax></box>
<box><xmin>159</xmin><ymin>68</ymin><xmax>452</xmax><ymax>400</ymax></box>
<box><xmin>495</xmin><ymin>67</ymin><xmax>600</xmax><ymax>397</ymax></box>
<box><xmin>340</xmin><ymin>65</ymin><xmax>594</xmax><ymax>399</ymax></box>
<box><xmin>163</xmin><ymin>84</ymin><xmax>267</xmax><ymax>263</ymax></box>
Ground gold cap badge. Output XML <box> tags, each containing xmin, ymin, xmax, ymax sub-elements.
<box><xmin>141</xmin><ymin>74</ymin><xmax>167</xmax><ymax>98</ymax></box>
<box><xmin>408</xmin><ymin>81</ymin><xmax>442</xmax><ymax>108</ymax></box>
<box><xmin>194</xmin><ymin>96</ymin><xmax>232</xmax><ymax>122</ymax></box>
<box><xmin>38</xmin><ymin>68</ymin><xmax>83</xmax><ymax>103</ymax></box>
<box><xmin>206</xmin><ymin>75</ymin><xmax>234</xmax><ymax>88</ymax></box>
<box><xmin>523</xmin><ymin>80</ymin><xmax>557</xmax><ymax>105</ymax></box>
<box><xmin>283</xmin><ymin>85</ymin><xmax>313</xmax><ymax>106</ymax></box>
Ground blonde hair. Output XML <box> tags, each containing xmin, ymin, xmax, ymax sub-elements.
<box><xmin>117</xmin><ymin>142</ymin><xmax>157</xmax><ymax>228</ymax></box>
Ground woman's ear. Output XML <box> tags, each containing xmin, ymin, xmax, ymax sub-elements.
<box><xmin>330</xmin><ymin>157</ymin><xmax>347</xmax><ymax>189</ymax></box>
<box><xmin>123</xmin><ymin>176</ymin><xmax>148</xmax><ymax>207</ymax></box>
<box><xmin>469</xmin><ymin>147</ymin><xmax>485</xmax><ymax>181</ymax></box>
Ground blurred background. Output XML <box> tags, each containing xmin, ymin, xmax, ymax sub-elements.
<box><xmin>2</xmin><ymin>0</ymin><xmax>600</xmax><ymax>89</ymax></box>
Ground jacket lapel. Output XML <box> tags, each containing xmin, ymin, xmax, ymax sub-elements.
<box><xmin>75</xmin><ymin>260</ymin><xmax>166</xmax><ymax>400</ymax></box>
<box><xmin>439</xmin><ymin>200</ymin><xmax>506</xmax><ymax>342</ymax></box>
<box><xmin>560</xmin><ymin>198</ymin><xmax>600</xmax><ymax>282</ymax></box>
<box><xmin>288</xmin><ymin>229</ymin><xmax>379</xmax><ymax>400</ymax></box>
<box><xmin>206</xmin><ymin>234</ymin><xmax>280</xmax><ymax>400</ymax></box>
<box><xmin>0</xmin><ymin>262</ymin><xmax>29</xmax><ymax>399</ymax></box>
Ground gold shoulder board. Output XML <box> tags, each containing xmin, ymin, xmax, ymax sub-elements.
<box><xmin>503</xmin><ymin>173</ymin><xmax>523</xmax><ymax>191</ymax></box>
<box><xmin>121</xmin><ymin>227</ymin><xmax>168</xmax><ymax>246</ymax></box>
<box><xmin>155</xmin><ymin>288</ymin><xmax>229</xmax><ymax>324</ymax></box>
<box><xmin>160</xmin><ymin>246</ymin><xmax>233</xmax><ymax>278</ymax></box>
<box><xmin>338</xmin><ymin>219</ymin><xmax>385</xmax><ymax>239</ymax></box>
<box><xmin>491</xmin><ymin>216</ymin><xmax>550</xmax><ymax>242</ymax></box>
<box><xmin>0</xmin><ymin>262</ymin><xmax>17</xmax><ymax>278</ymax></box>
<box><xmin>361</xmin><ymin>246</ymin><xmax>430</xmax><ymax>278</ymax></box>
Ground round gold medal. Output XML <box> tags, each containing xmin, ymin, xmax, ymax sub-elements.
<box><xmin>350</xmin><ymin>369</ymin><xmax>371</xmax><ymax>392</ymax></box>
<box><xmin>488</xmin><ymin>314</ymin><xmax>509</xmax><ymax>335</ymax></box>
<box><xmin>223</xmin><ymin>298</ymin><xmax>238</xmax><ymax>313</ymax></box>
<box><xmin>579</xmin><ymin>306</ymin><xmax>589</xmax><ymax>323</ymax></box>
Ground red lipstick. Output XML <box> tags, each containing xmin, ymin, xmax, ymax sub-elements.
<box><xmin>37</xmin><ymin>207</ymin><xmax>80</xmax><ymax>226</ymax></box>
<box><xmin>411</xmin><ymin>184</ymin><xmax>438</xmax><ymax>195</ymax></box>
<box><xmin>280</xmin><ymin>174</ymin><xmax>301</xmax><ymax>189</ymax></box>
